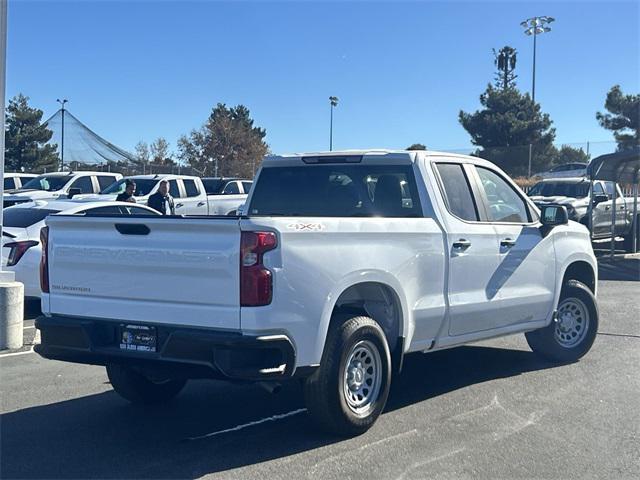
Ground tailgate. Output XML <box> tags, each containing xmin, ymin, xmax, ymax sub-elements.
<box><xmin>46</xmin><ymin>215</ymin><xmax>241</xmax><ymax>330</ymax></box>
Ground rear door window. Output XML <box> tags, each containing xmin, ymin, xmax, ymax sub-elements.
<box><xmin>435</xmin><ymin>163</ymin><xmax>478</xmax><ymax>221</ymax></box>
<box><xmin>242</xmin><ymin>181</ymin><xmax>253</xmax><ymax>194</ymax></box>
<box><xmin>97</xmin><ymin>175</ymin><xmax>117</xmax><ymax>191</ymax></box>
<box><xmin>70</xmin><ymin>176</ymin><xmax>95</xmax><ymax>194</ymax></box>
<box><xmin>249</xmin><ymin>165</ymin><xmax>422</xmax><ymax>217</ymax></box>
<box><xmin>4</xmin><ymin>178</ymin><xmax>16</xmax><ymax>190</ymax></box>
<box><xmin>183</xmin><ymin>179</ymin><xmax>200</xmax><ymax>197</ymax></box>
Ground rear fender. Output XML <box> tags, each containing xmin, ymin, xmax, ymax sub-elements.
<box><xmin>313</xmin><ymin>270</ymin><xmax>409</xmax><ymax>364</ymax></box>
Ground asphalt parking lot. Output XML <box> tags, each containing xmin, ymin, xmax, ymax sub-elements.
<box><xmin>1</xmin><ymin>259</ymin><xmax>638</xmax><ymax>480</ymax></box>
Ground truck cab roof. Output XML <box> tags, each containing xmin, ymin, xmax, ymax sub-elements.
<box><xmin>263</xmin><ymin>149</ymin><xmax>491</xmax><ymax>167</ymax></box>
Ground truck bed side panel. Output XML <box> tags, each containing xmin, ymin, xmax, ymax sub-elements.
<box><xmin>240</xmin><ymin>217</ymin><xmax>446</xmax><ymax>367</ymax></box>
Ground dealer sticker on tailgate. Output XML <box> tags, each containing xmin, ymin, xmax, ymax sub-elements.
<box><xmin>119</xmin><ymin>324</ymin><xmax>157</xmax><ymax>352</ymax></box>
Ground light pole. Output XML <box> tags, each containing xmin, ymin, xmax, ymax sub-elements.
<box><xmin>329</xmin><ymin>96</ymin><xmax>338</xmax><ymax>151</ymax></box>
<box><xmin>56</xmin><ymin>98</ymin><xmax>68</xmax><ymax>171</ymax></box>
<box><xmin>521</xmin><ymin>16</ymin><xmax>554</xmax><ymax>104</ymax></box>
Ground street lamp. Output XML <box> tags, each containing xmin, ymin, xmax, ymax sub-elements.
<box><xmin>56</xmin><ymin>98</ymin><xmax>68</xmax><ymax>171</ymax></box>
<box><xmin>521</xmin><ymin>16</ymin><xmax>554</xmax><ymax>104</ymax></box>
<box><xmin>329</xmin><ymin>96</ymin><xmax>339</xmax><ymax>151</ymax></box>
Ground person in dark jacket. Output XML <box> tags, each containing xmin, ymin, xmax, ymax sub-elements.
<box><xmin>116</xmin><ymin>179</ymin><xmax>137</xmax><ymax>203</ymax></box>
<box><xmin>147</xmin><ymin>180</ymin><xmax>175</xmax><ymax>215</ymax></box>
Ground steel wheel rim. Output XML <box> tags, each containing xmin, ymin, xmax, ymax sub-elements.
<box><xmin>343</xmin><ymin>340</ymin><xmax>382</xmax><ymax>416</ymax></box>
<box><xmin>555</xmin><ymin>297</ymin><xmax>590</xmax><ymax>348</ymax></box>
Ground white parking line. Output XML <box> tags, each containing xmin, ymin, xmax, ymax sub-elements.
<box><xmin>185</xmin><ymin>408</ymin><xmax>307</xmax><ymax>441</ymax></box>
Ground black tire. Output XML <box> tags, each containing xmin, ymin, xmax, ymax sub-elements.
<box><xmin>304</xmin><ymin>316</ymin><xmax>391</xmax><ymax>436</ymax></box>
<box><xmin>525</xmin><ymin>280</ymin><xmax>598</xmax><ymax>363</ymax></box>
<box><xmin>622</xmin><ymin>215</ymin><xmax>639</xmax><ymax>253</ymax></box>
<box><xmin>106</xmin><ymin>364</ymin><xmax>186</xmax><ymax>405</ymax></box>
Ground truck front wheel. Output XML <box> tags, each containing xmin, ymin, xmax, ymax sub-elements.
<box><xmin>525</xmin><ymin>280</ymin><xmax>598</xmax><ymax>363</ymax></box>
<box><xmin>304</xmin><ymin>316</ymin><xmax>391</xmax><ymax>436</ymax></box>
<box><xmin>106</xmin><ymin>364</ymin><xmax>187</xmax><ymax>405</ymax></box>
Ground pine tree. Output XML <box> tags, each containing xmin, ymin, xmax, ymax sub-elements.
<box><xmin>178</xmin><ymin>103</ymin><xmax>268</xmax><ymax>177</ymax></box>
<box><xmin>4</xmin><ymin>94</ymin><xmax>59</xmax><ymax>172</ymax></box>
<box><xmin>596</xmin><ymin>85</ymin><xmax>640</xmax><ymax>151</ymax></box>
<box><xmin>459</xmin><ymin>85</ymin><xmax>557</xmax><ymax>176</ymax></box>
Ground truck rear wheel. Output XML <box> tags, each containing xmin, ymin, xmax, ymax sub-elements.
<box><xmin>304</xmin><ymin>316</ymin><xmax>391</xmax><ymax>436</ymax></box>
<box><xmin>525</xmin><ymin>280</ymin><xmax>598</xmax><ymax>363</ymax></box>
<box><xmin>106</xmin><ymin>364</ymin><xmax>186</xmax><ymax>405</ymax></box>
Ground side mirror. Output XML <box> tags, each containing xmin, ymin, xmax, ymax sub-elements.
<box><xmin>67</xmin><ymin>188</ymin><xmax>82</xmax><ymax>199</ymax></box>
<box><xmin>592</xmin><ymin>194</ymin><xmax>609</xmax><ymax>205</ymax></box>
<box><xmin>540</xmin><ymin>204</ymin><xmax>568</xmax><ymax>227</ymax></box>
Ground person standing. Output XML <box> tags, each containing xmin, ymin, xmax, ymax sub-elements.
<box><xmin>147</xmin><ymin>180</ymin><xmax>175</xmax><ymax>215</ymax></box>
<box><xmin>116</xmin><ymin>179</ymin><xmax>137</xmax><ymax>203</ymax></box>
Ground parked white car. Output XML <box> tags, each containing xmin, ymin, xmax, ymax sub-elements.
<box><xmin>74</xmin><ymin>174</ymin><xmax>249</xmax><ymax>216</ymax></box>
<box><xmin>3</xmin><ymin>173</ymin><xmax>37</xmax><ymax>192</ymax></box>
<box><xmin>1</xmin><ymin>200</ymin><xmax>159</xmax><ymax>298</ymax></box>
<box><xmin>533</xmin><ymin>162</ymin><xmax>588</xmax><ymax>179</ymax></box>
<box><xmin>3</xmin><ymin>171</ymin><xmax>122</xmax><ymax>208</ymax></box>
<box><xmin>36</xmin><ymin>149</ymin><xmax>598</xmax><ymax>436</ymax></box>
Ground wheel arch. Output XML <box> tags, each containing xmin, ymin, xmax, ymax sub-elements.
<box><xmin>314</xmin><ymin>272</ymin><xmax>410</xmax><ymax>372</ymax></box>
<box><xmin>562</xmin><ymin>260</ymin><xmax>596</xmax><ymax>294</ymax></box>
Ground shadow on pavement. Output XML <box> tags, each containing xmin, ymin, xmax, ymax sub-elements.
<box><xmin>0</xmin><ymin>345</ymin><xmax>557</xmax><ymax>479</ymax></box>
<box><xmin>597</xmin><ymin>257</ymin><xmax>640</xmax><ymax>282</ymax></box>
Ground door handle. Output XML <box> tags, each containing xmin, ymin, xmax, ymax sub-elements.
<box><xmin>500</xmin><ymin>238</ymin><xmax>517</xmax><ymax>248</ymax></box>
<box><xmin>452</xmin><ymin>239</ymin><xmax>471</xmax><ymax>250</ymax></box>
<box><xmin>197</xmin><ymin>201</ymin><xmax>206</xmax><ymax>207</ymax></box>
<box><xmin>176</xmin><ymin>203</ymin><xmax>184</xmax><ymax>208</ymax></box>
<box><xmin>115</xmin><ymin>224</ymin><xmax>150</xmax><ymax>236</ymax></box>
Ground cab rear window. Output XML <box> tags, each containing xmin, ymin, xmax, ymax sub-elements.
<box><xmin>248</xmin><ymin>165</ymin><xmax>423</xmax><ymax>217</ymax></box>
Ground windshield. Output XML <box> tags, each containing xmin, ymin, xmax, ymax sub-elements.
<box><xmin>2</xmin><ymin>208</ymin><xmax>61</xmax><ymax>228</ymax></box>
<box><xmin>528</xmin><ymin>182</ymin><xmax>590</xmax><ymax>198</ymax></box>
<box><xmin>100</xmin><ymin>178</ymin><xmax>159</xmax><ymax>196</ymax></box>
<box><xmin>21</xmin><ymin>175</ymin><xmax>70</xmax><ymax>192</ymax></box>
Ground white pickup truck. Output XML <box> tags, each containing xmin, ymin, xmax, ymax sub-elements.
<box><xmin>73</xmin><ymin>174</ymin><xmax>248</xmax><ymax>216</ymax></box>
<box><xmin>3</xmin><ymin>171</ymin><xmax>122</xmax><ymax>208</ymax></box>
<box><xmin>35</xmin><ymin>150</ymin><xmax>599</xmax><ymax>436</ymax></box>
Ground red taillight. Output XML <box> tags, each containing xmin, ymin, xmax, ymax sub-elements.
<box><xmin>40</xmin><ymin>226</ymin><xmax>50</xmax><ymax>293</ymax></box>
<box><xmin>240</xmin><ymin>231</ymin><xmax>277</xmax><ymax>306</ymax></box>
<box><xmin>4</xmin><ymin>240</ymin><xmax>38</xmax><ymax>267</ymax></box>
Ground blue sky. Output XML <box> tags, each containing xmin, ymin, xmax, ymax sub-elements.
<box><xmin>6</xmin><ymin>0</ymin><xmax>639</xmax><ymax>157</ymax></box>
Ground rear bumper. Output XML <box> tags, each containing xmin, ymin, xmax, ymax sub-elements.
<box><xmin>35</xmin><ymin>315</ymin><xmax>296</xmax><ymax>381</ymax></box>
